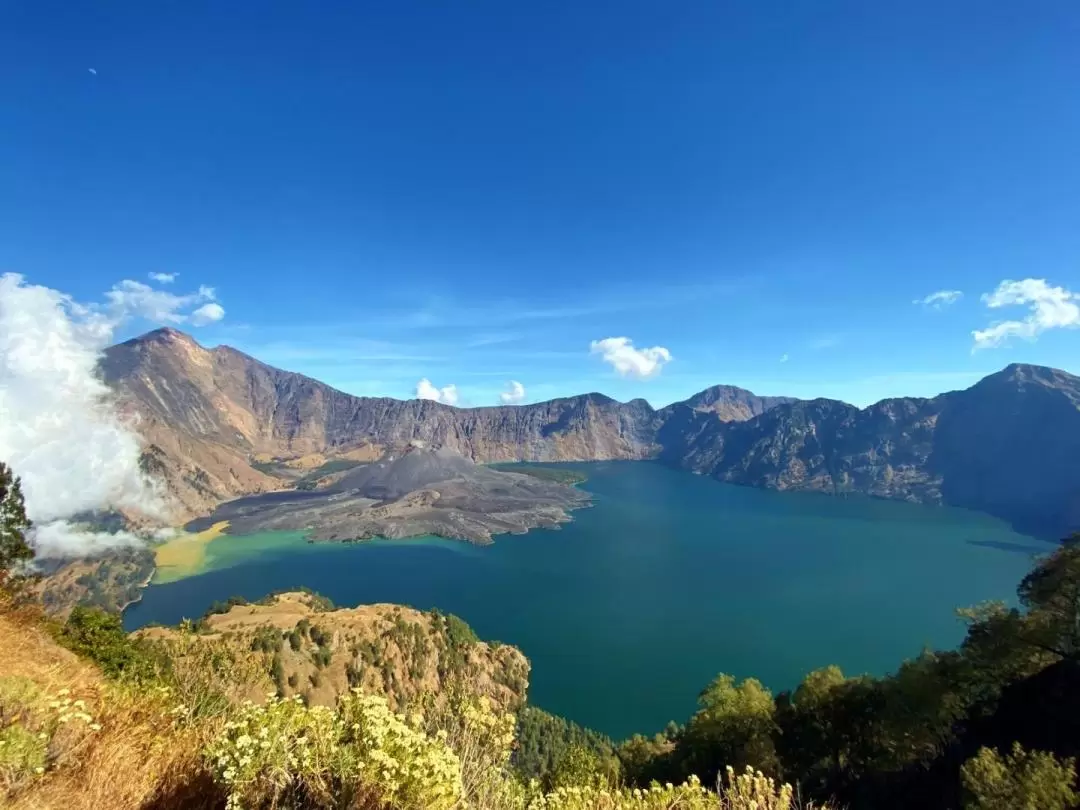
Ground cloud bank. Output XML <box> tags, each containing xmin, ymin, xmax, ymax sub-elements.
<box><xmin>972</xmin><ymin>278</ymin><xmax>1080</xmax><ymax>350</ymax></box>
<box><xmin>499</xmin><ymin>380</ymin><xmax>526</xmax><ymax>405</ymax></box>
<box><xmin>914</xmin><ymin>289</ymin><xmax>963</xmax><ymax>309</ymax></box>
<box><xmin>415</xmin><ymin>378</ymin><xmax>459</xmax><ymax>405</ymax></box>
<box><xmin>0</xmin><ymin>273</ymin><xmax>224</xmax><ymax>558</ymax></box>
<box><xmin>590</xmin><ymin>337</ymin><xmax>672</xmax><ymax>379</ymax></box>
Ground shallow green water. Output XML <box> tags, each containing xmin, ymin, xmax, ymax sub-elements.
<box><xmin>125</xmin><ymin>462</ymin><xmax>1049</xmax><ymax>739</ymax></box>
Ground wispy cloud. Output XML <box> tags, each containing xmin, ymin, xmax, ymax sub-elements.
<box><xmin>914</xmin><ymin>289</ymin><xmax>963</xmax><ymax>309</ymax></box>
<box><xmin>415</xmin><ymin>378</ymin><xmax>458</xmax><ymax>405</ymax></box>
<box><xmin>498</xmin><ymin>380</ymin><xmax>526</xmax><ymax>404</ymax></box>
<box><xmin>102</xmin><ymin>279</ymin><xmax>224</xmax><ymax>327</ymax></box>
<box><xmin>148</xmin><ymin>272</ymin><xmax>176</xmax><ymax>284</ymax></box>
<box><xmin>590</xmin><ymin>337</ymin><xmax>672</xmax><ymax>380</ymax></box>
<box><xmin>352</xmin><ymin>281</ymin><xmax>744</xmax><ymax>332</ymax></box>
<box><xmin>241</xmin><ymin>340</ymin><xmax>444</xmax><ymax>365</ymax></box>
<box><xmin>465</xmin><ymin>332</ymin><xmax>522</xmax><ymax>348</ymax></box>
<box><xmin>808</xmin><ymin>334</ymin><xmax>842</xmax><ymax>351</ymax></box>
<box><xmin>779</xmin><ymin>353</ymin><xmax>789</xmax><ymax>363</ymax></box>
<box><xmin>972</xmin><ymin>278</ymin><xmax>1080</xmax><ymax>350</ymax></box>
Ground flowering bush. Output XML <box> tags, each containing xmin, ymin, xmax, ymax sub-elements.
<box><xmin>0</xmin><ymin>681</ymin><xmax>100</xmax><ymax>791</ymax></box>
<box><xmin>205</xmin><ymin>690</ymin><xmax>462</xmax><ymax>810</ymax></box>
<box><xmin>525</xmin><ymin>774</ymin><xmax>714</xmax><ymax>810</ymax></box>
<box><xmin>524</xmin><ymin>769</ymin><xmax>807</xmax><ymax>810</ymax></box>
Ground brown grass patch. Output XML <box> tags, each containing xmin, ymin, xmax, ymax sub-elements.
<box><xmin>0</xmin><ymin>598</ymin><xmax>223</xmax><ymax>810</ymax></box>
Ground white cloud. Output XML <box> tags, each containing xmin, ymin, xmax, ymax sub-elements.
<box><xmin>415</xmin><ymin>378</ymin><xmax>459</xmax><ymax>405</ymax></box>
<box><xmin>914</xmin><ymin>289</ymin><xmax>963</xmax><ymax>309</ymax></box>
<box><xmin>972</xmin><ymin>278</ymin><xmax>1080</xmax><ymax>350</ymax></box>
<box><xmin>0</xmin><ymin>273</ymin><xmax>172</xmax><ymax>559</ymax></box>
<box><xmin>779</xmin><ymin>354</ymin><xmax>789</xmax><ymax>363</ymax></box>
<box><xmin>148</xmin><ymin>272</ymin><xmax>176</xmax><ymax>283</ymax></box>
<box><xmin>589</xmin><ymin>337</ymin><xmax>672</xmax><ymax>380</ymax></box>
<box><xmin>191</xmin><ymin>302</ymin><xmax>225</xmax><ymax>325</ymax></box>
<box><xmin>103</xmin><ymin>280</ymin><xmax>223</xmax><ymax>327</ymax></box>
<box><xmin>499</xmin><ymin>380</ymin><xmax>526</xmax><ymax>405</ymax></box>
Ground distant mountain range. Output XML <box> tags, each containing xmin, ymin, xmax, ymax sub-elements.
<box><xmin>104</xmin><ymin>327</ymin><xmax>1080</xmax><ymax>537</ymax></box>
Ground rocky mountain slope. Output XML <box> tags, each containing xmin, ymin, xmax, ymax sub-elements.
<box><xmin>669</xmin><ymin>364</ymin><xmax>1080</xmax><ymax>536</ymax></box>
<box><xmin>103</xmin><ymin>328</ymin><xmax>782</xmax><ymax>521</ymax></box>
<box><xmin>103</xmin><ymin>328</ymin><xmax>1080</xmax><ymax>537</ymax></box>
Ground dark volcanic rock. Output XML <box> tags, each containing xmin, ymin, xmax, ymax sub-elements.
<box><xmin>200</xmin><ymin>447</ymin><xmax>591</xmax><ymax>545</ymax></box>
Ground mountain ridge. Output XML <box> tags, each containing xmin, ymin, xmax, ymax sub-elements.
<box><xmin>103</xmin><ymin>328</ymin><xmax>1080</xmax><ymax>537</ymax></box>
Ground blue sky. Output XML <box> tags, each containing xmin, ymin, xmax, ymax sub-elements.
<box><xmin>3</xmin><ymin>1</ymin><xmax>1080</xmax><ymax>408</ymax></box>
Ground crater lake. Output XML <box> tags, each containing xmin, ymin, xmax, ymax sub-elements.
<box><xmin>124</xmin><ymin>461</ymin><xmax>1049</xmax><ymax>739</ymax></box>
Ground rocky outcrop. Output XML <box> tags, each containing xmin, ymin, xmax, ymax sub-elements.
<box><xmin>665</xmin><ymin>385</ymin><xmax>798</xmax><ymax>422</ymax></box>
<box><xmin>139</xmin><ymin>591</ymin><xmax>530</xmax><ymax>713</ymax></box>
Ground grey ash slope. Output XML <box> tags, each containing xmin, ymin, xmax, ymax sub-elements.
<box><xmin>199</xmin><ymin>446</ymin><xmax>591</xmax><ymax>545</ymax></box>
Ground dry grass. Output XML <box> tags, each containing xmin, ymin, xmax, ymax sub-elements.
<box><xmin>0</xmin><ymin>597</ymin><xmax>222</xmax><ymax>810</ymax></box>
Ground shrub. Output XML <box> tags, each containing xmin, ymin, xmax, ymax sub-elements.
<box><xmin>205</xmin><ymin>691</ymin><xmax>462</xmax><ymax>810</ymax></box>
<box><xmin>961</xmin><ymin>742</ymin><xmax>1078</xmax><ymax>810</ymax></box>
<box><xmin>56</xmin><ymin>606</ymin><xmax>161</xmax><ymax>682</ymax></box>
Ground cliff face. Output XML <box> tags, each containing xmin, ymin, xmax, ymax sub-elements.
<box><xmin>671</xmin><ymin>364</ymin><xmax>1080</xmax><ymax>536</ymax></box>
<box><xmin>930</xmin><ymin>364</ymin><xmax>1080</xmax><ymax>536</ymax></box>
<box><xmin>103</xmin><ymin>329</ymin><xmax>1080</xmax><ymax>536</ymax></box>
<box><xmin>104</xmin><ymin>329</ymin><xmax>784</xmax><ymax>521</ymax></box>
<box><xmin>669</xmin><ymin>396</ymin><xmax>943</xmax><ymax>502</ymax></box>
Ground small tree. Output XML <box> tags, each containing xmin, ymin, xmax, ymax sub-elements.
<box><xmin>677</xmin><ymin>673</ymin><xmax>780</xmax><ymax>785</ymax></box>
<box><xmin>0</xmin><ymin>461</ymin><xmax>34</xmax><ymax>582</ymax></box>
<box><xmin>1018</xmin><ymin>538</ymin><xmax>1080</xmax><ymax>660</ymax></box>
<box><xmin>961</xmin><ymin>742</ymin><xmax>1077</xmax><ymax>810</ymax></box>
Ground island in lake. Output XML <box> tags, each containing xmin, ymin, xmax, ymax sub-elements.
<box><xmin>185</xmin><ymin>446</ymin><xmax>592</xmax><ymax>545</ymax></box>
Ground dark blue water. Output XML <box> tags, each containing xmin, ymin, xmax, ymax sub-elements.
<box><xmin>126</xmin><ymin>462</ymin><xmax>1048</xmax><ymax>739</ymax></box>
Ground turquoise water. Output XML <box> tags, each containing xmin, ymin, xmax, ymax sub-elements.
<box><xmin>125</xmin><ymin>462</ymin><xmax>1049</xmax><ymax>740</ymax></box>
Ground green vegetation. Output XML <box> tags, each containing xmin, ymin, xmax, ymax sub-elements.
<box><xmin>961</xmin><ymin>743</ymin><xmax>1077</xmax><ymax>810</ymax></box>
<box><xmin>490</xmin><ymin>464</ymin><xmax>587</xmax><ymax>485</ymax></box>
<box><xmin>293</xmin><ymin>458</ymin><xmax>368</xmax><ymax>490</ymax></box>
<box><xmin>55</xmin><ymin>606</ymin><xmax>162</xmax><ymax>682</ymax></box>
<box><xmin>0</xmin><ymin>462</ymin><xmax>33</xmax><ymax>585</ymax></box>
<box><xmin>513</xmin><ymin>706</ymin><xmax>618</xmax><ymax>788</ymax></box>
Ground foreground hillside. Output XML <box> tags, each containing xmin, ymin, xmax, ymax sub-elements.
<box><xmin>0</xmin><ymin>589</ymin><xmax>812</xmax><ymax>810</ymax></box>
<box><xmin>104</xmin><ymin>328</ymin><xmax>1080</xmax><ymax>537</ymax></box>
<box><xmin>140</xmin><ymin>591</ymin><xmax>530</xmax><ymax>712</ymax></box>
<box><xmin>5</xmin><ymin>507</ymin><xmax>1080</xmax><ymax>808</ymax></box>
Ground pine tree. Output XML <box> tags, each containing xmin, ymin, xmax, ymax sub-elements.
<box><xmin>0</xmin><ymin>461</ymin><xmax>34</xmax><ymax>579</ymax></box>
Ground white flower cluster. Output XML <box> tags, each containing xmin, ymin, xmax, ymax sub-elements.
<box><xmin>526</xmin><ymin>769</ymin><xmax>797</xmax><ymax>810</ymax></box>
<box><xmin>205</xmin><ymin>690</ymin><xmax>462</xmax><ymax>810</ymax></box>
